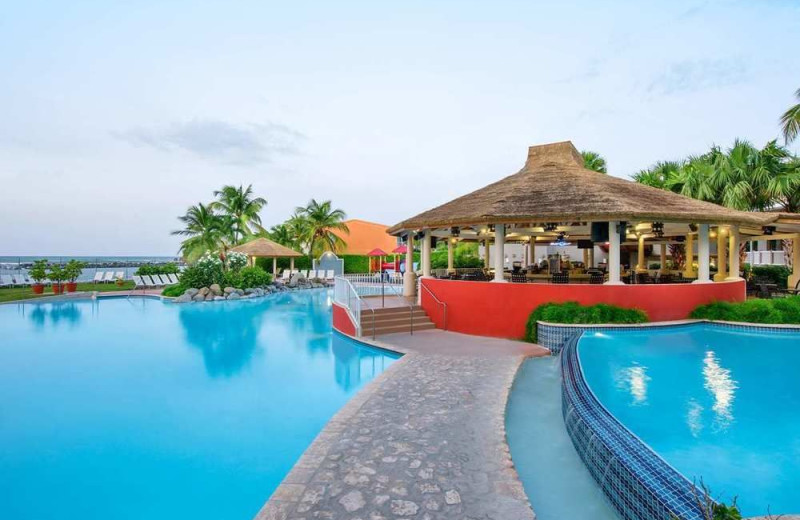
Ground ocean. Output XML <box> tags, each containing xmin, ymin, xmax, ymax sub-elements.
<box><xmin>0</xmin><ymin>256</ymin><xmax>182</xmax><ymax>283</ymax></box>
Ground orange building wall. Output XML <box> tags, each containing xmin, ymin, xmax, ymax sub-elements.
<box><xmin>332</xmin><ymin>219</ymin><xmax>397</xmax><ymax>256</ymax></box>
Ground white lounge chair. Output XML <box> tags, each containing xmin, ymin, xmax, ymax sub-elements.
<box><xmin>325</xmin><ymin>270</ymin><xmax>334</xmax><ymax>281</ymax></box>
<box><xmin>115</xmin><ymin>271</ymin><xmax>125</xmax><ymax>281</ymax></box>
<box><xmin>141</xmin><ymin>275</ymin><xmax>157</xmax><ymax>287</ymax></box>
<box><xmin>0</xmin><ymin>274</ymin><xmax>13</xmax><ymax>288</ymax></box>
<box><xmin>159</xmin><ymin>274</ymin><xmax>173</xmax><ymax>285</ymax></box>
<box><xmin>102</xmin><ymin>271</ymin><xmax>115</xmax><ymax>283</ymax></box>
<box><xmin>300</xmin><ymin>270</ymin><xmax>309</xmax><ymax>279</ymax></box>
<box><xmin>281</xmin><ymin>270</ymin><xmax>291</xmax><ymax>280</ymax></box>
<box><xmin>132</xmin><ymin>276</ymin><xmax>146</xmax><ymax>290</ymax></box>
<box><xmin>167</xmin><ymin>274</ymin><xmax>180</xmax><ymax>285</ymax></box>
<box><xmin>22</xmin><ymin>274</ymin><xmax>35</xmax><ymax>285</ymax></box>
<box><xmin>92</xmin><ymin>272</ymin><xmax>104</xmax><ymax>283</ymax></box>
<box><xmin>11</xmin><ymin>274</ymin><xmax>29</xmax><ymax>286</ymax></box>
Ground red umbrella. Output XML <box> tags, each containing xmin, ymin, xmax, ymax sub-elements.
<box><xmin>392</xmin><ymin>244</ymin><xmax>408</xmax><ymax>254</ymax></box>
<box><xmin>367</xmin><ymin>248</ymin><xmax>389</xmax><ymax>256</ymax></box>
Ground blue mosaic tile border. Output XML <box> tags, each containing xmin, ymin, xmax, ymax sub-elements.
<box><xmin>540</xmin><ymin>320</ymin><xmax>800</xmax><ymax>354</ymax></box>
<box><xmin>560</xmin><ymin>333</ymin><xmax>707</xmax><ymax>520</ymax></box>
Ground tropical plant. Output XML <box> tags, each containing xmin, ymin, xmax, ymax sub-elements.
<box><xmin>581</xmin><ymin>150</ymin><xmax>607</xmax><ymax>173</ymax></box>
<box><xmin>780</xmin><ymin>87</ymin><xmax>800</xmax><ymax>145</ymax></box>
<box><xmin>212</xmin><ymin>184</ymin><xmax>267</xmax><ymax>243</ymax></box>
<box><xmin>179</xmin><ymin>252</ymin><xmax>225</xmax><ymax>288</ymax></box>
<box><xmin>47</xmin><ymin>264</ymin><xmax>66</xmax><ymax>284</ymax></box>
<box><xmin>63</xmin><ymin>260</ymin><xmax>87</xmax><ymax>283</ymax></box>
<box><xmin>266</xmin><ymin>223</ymin><xmax>296</xmax><ymax>248</ymax></box>
<box><xmin>172</xmin><ymin>203</ymin><xmax>227</xmax><ymax>262</ymax></box>
<box><xmin>525</xmin><ymin>301</ymin><xmax>648</xmax><ymax>342</ymax></box>
<box><xmin>239</xmin><ymin>266</ymin><xmax>272</xmax><ymax>288</ymax></box>
<box><xmin>227</xmin><ymin>251</ymin><xmax>248</xmax><ymax>272</ymax></box>
<box><xmin>28</xmin><ymin>260</ymin><xmax>48</xmax><ymax>283</ymax></box>
<box><xmin>294</xmin><ymin>199</ymin><xmax>350</xmax><ymax>257</ymax></box>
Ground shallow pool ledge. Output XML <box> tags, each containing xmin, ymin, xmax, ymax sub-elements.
<box><xmin>255</xmin><ymin>330</ymin><xmax>540</xmax><ymax>520</ymax></box>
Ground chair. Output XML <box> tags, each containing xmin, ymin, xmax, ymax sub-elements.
<box><xmin>300</xmin><ymin>270</ymin><xmax>309</xmax><ymax>278</ymax></box>
<box><xmin>511</xmin><ymin>273</ymin><xmax>527</xmax><ymax>283</ymax></box>
<box><xmin>1</xmin><ymin>274</ymin><xmax>14</xmax><ymax>287</ymax></box>
<box><xmin>325</xmin><ymin>270</ymin><xmax>334</xmax><ymax>281</ymax></box>
<box><xmin>659</xmin><ymin>274</ymin><xmax>673</xmax><ymax>284</ymax></box>
<box><xmin>115</xmin><ymin>271</ymin><xmax>125</xmax><ymax>281</ymax></box>
<box><xmin>551</xmin><ymin>272</ymin><xmax>569</xmax><ymax>284</ymax></box>
<box><xmin>156</xmin><ymin>274</ymin><xmax>171</xmax><ymax>285</ymax></box>
<box><xmin>589</xmin><ymin>272</ymin><xmax>605</xmax><ymax>284</ymax></box>
<box><xmin>281</xmin><ymin>270</ymin><xmax>292</xmax><ymax>280</ymax></box>
<box><xmin>12</xmin><ymin>274</ymin><xmax>30</xmax><ymax>286</ymax></box>
<box><xmin>776</xmin><ymin>279</ymin><xmax>800</xmax><ymax>298</ymax></box>
<box><xmin>636</xmin><ymin>272</ymin><xmax>651</xmax><ymax>284</ymax></box>
<box><xmin>132</xmin><ymin>276</ymin><xmax>146</xmax><ymax>290</ymax></box>
<box><xmin>102</xmin><ymin>271</ymin><xmax>115</xmax><ymax>283</ymax></box>
<box><xmin>92</xmin><ymin>272</ymin><xmax>105</xmax><ymax>283</ymax></box>
<box><xmin>167</xmin><ymin>274</ymin><xmax>180</xmax><ymax>285</ymax></box>
<box><xmin>142</xmin><ymin>275</ymin><xmax>160</xmax><ymax>287</ymax></box>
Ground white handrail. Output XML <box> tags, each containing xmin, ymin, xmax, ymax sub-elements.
<box><xmin>334</xmin><ymin>276</ymin><xmax>363</xmax><ymax>336</ymax></box>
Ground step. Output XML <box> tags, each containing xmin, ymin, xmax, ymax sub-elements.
<box><xmin>363</xmin><ymin>305</ymin><xmax>423</xmax><ymax>316</ymax></box>
<box><xmin>364</xmin><ymin>322</ymin><xmax>437</xmax><ymax>336</ymax></box>
<box><xmin>361</xmin><ymin>317</ymin><xmax>434</xmax><ymax>330</ymax></box>
<box><xmin>360</xmin><ymin>312</ymin><xmax>429</xmax><ymax>325</ymax></box>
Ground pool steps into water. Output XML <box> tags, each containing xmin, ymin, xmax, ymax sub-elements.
<box><xmin>359</xmin><ymin>305</ymin><xmax>435</xmax><ymax>336</ymax></box>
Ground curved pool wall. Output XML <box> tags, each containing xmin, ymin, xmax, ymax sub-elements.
<box><xmin>561</xmin><ymin>333</ymin><xmax>706</xmax><ymax>520</ymax></box>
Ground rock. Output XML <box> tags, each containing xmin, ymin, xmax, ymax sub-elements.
<box><xmin>390</xmin><ymin>500</ymin><xmax>419</xmax><ymax>516</ymax></box>
<box><xmin>244</xmin><ymin>288</ymin><xmax>256</xmax><ymax>295</ymax></box>
<box><xmin>192</xmin><ymin>294</ymin><xmax>205</xmax><ymax>302</ymax></box>
<box><xmin>185</xmin><ymin>288</ymin><xmax>199</xmax><ymax>297</ymax></box>
<box><xmin>175</xmin><ymin>293</ymin><xmax>193</xmax><ymax>303</ymax></box>
<box><xmin>210</xmin><ymin>283</ymin><xmax>222</xmax><ymax>295</ymax></box>
<box><xmin>198</xmin><ymin>287</ymin><xmax>210</xmax><ymax>296</ymax></box>
<box><xmin>227</xmin><ymin>292</ymin><xmax>241</xmax><ymax>300</ymax></box>
<box><xmin>338</xmin><ymin>491</ymin><xmax>365</xmax><ymax>513</ymax></box>
<box><xmin>444</xmin><ymin>490</ymin><xmax>461</xmax><ymax>505</ymax></box>
<box><xmin>234</xmin><ymin>288</ymin><xmax>244</xmax><ymax>295</ymax></box>
<box><xmin>214</xmin><ymin>296</ymin><xmax>225</xmax><ymax>301</ymax></box>
<box><xmin>205</xmin><ymin>293</ymin><xmax>215</xmax><ymax>301</ymax></box>
<box><xmin>223</xmin><ymin>286</ymin><xmax>235</xmax><ymax>294</ymax></box>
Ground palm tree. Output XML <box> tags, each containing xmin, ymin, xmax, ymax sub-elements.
<box><xmin>295</xmin><ymin>199</ymin><xmax>349</xmax><ymax>257</ymax></box>
<box><xmin>581</xmin><ymin>150</ymin><xmax>607</xmax><ymax>173</ymax></box>
<box><xmin>172</xmin><ymin>203</ymin><xmax>225</xmax><ymax>262</ymax></box>
<box><xmin>212</xmin><ymin>185</ymin><xmax>267</xmax><ymax>243</ymax></box>
<box><xmin>633</xmin><ymin>160</ymin><xmax>683</xmax><ymax>189</ymax></box>
<box><xmin>266</xmin><ymin>223</ymin><xmax>296</xmax><ymax>248</ymax></box>
<box><xmin>780</xmin><ymin>87</ymin><xmax>800</xmax><ymax>145</ymax></box>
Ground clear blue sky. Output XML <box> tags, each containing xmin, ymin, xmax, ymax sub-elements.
<box><xmin>1</xmin><ymin>0</ymin><xmax>798</xmax><ymax>255</ymax></box>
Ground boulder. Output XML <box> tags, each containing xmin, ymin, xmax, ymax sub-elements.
<box><xmin>192</xmin><ymin>294</ymin><xmax>205</xmax><ymax>302</ymax></box>
<box><xmin>205</xmin><ymin>293</ymin><xmax>215</xmax><ymax>301</ymax></box>
<box><xmin>198</xmin><ymin>287</ymin><xmax>210</xmax><ymax>296</ymax></box>
<box><xmin>210</xmin><ymin>283</ymin><xmax>222</xmax><ymax>296</ymax></box>
<box><xmin>214</xmin><ymin>296</ymin><xmax>225</xmax><ymax>301</ymax></box>
<box><xmin>244</xmin><ymin>288</ymin><xmax>256</xmax><ymax>295</ymax></box>
<box><xmin>223</xmin><ymin>286</ymin><xmax>236</xmax><ymax>294</ymax></box>
<box><xmin>185</xmin><ymin>288</ymin><xmax>199</xmax><ymax>297</ymax></box>
<box><xmin>175</xmin><ymin>293</ymin><xmax>193</xmax><ymax>303</ymax></box>
<box><xmin>227</xmin><ymin>292</ymin><xmax>241</xmax><ymax>300</ymax></box>
<box><xmin>235</xmin><ymin>288</ymin><xmax>245</xmax><ymax>295</ymax></box>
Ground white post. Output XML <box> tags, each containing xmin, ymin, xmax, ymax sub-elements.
<box><xmin>422</xmin><ymin>230</ymin><xmax>432</xmax><ymax>277</ymax></box>
<box><xmin>588</xmin><ymin>246</ymin><xmax>594</xmax><ymax>268</ymax></box>
<box><xmin>272</xmin><ymin>257</ymin><xmax>277</xmax><ymax>276</ymax></box>
<box><xmin>727</xmin><ymin>226</ymin><xmax>741</xmax><ymax>280</ymax></box>
<box><xmin>484</xmin><ymin>239</ymin><xmax>491</xmax><ymax>268</ymax></box>
<box><xmin>403</xmin><ymin>234</ymin><xmax>416</xmax><ymax>296</ymax></box>
<box><xmin>606</xmin><ymin>221</ymin><xmax>623</xmax><ymax>284</ymax></box>
<box><xmin>492</xmin><ymin>224</ymin><xmax>506</xmax><ymax>282</ymax></box>
<box><xmin>447</xmin><ymin>238</ymin><xmax>455</xmax><ymax>273</ymax></box>
<box><xmin>290</xmin><ymin>258</ymin><xmax>295</xmax><ymax>271</ymax></box>
<box><xmin>694</xmin><ymin>224</ymin><xmax>711</xmax><ymax>283</ymax></box>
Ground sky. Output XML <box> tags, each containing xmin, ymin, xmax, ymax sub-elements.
<box><xmin>1</xmin><ymin>0</ymin><xmax>799</xmax><ymax>256</ymax></box>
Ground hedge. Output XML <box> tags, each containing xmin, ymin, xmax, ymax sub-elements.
<box><xmin>525</xmin><ymin>301</ymin><xmax>648</xmax><ymax>343</ymax></box>
<box><xmin>745</xmin><ymin>264</ymin><xmax>791</xmax><ymax>289</ymax></box>
<box><xmin>690</xmin><ymin>297</ymin><xmax>800</xmax><ymax>324</ymax></box>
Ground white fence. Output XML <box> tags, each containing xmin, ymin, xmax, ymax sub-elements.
<box><xmin>334</xmin><ymin>276</ymin><xmax>362</xmax><ymax>336</ymax></box>
<box><xmin>341</xmin><ymin>273</ymin><xmax>403</xmax><ymax>297</ymax></box>
<box><xmin>746</xmin><ymin>250</ymin><xmax>786</xmax><ymax>266</ymax></box>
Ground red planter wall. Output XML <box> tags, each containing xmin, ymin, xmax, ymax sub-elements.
<box><xmin>420</xmin><ymin>278</ymin><xmax>746</xmax><ymax>340</ymax></box>
<box><xmin>332</xmin><ymin>302</ymin><xmax>358</xmax><ymax>337</ymax></box>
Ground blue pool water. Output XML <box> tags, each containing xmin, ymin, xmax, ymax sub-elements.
<box><xmin>578</xmin><ymin>324</ymin><xmax>800</xmax><ymax>517</ymax></box>
<box><xmin>0</xmin><ymin>291</ymin><xmax>399</xmax><ymax>520</ymax></box>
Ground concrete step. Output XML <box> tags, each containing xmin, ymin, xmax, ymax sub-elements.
<box><xmin>360</xmin><ymin>312</ymin><xmax>428</xmax><ymax>325</ymax></box>
<box><xmin>364</xmin><ymin>305</ymin><xmax>423</xmax><ymax>316</ymax></box>
<box><xmin>361</xmin><ymin>317</ymin><xmax>434</xmax><ymax>330</ymax></box>
<box><xmin>364</xmin><ymin>322</ymin><xmax>437</xmax><ymax>336</ymax></box>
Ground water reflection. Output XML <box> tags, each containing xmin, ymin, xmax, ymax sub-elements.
<box><xmin>178</xmin><ymin>303</ymin><xmax>263</xmax><ymax>378</ymax></box>
<box><xmin>702</xmin><ymin>350</ymin><xmax>738</xmax><ymax>429</ymax></box>
<box><xmin>615</xmin><ymin>363</ymin><xmax>651</xmax><ymax>405</ymax></box>
<box><xmin>686</xmin><ymin>399</ymin><xmax>704</xmax><ymax>437</ymax></box>
<box><xmin>27</xmin><ymin>303</ymin><xmax>83</xmax><ymax>330</ymax></box>
<box><xmin>331</xmin><ymin>333</ymin><xmax>393</xmax><ymax>392</ymax></box>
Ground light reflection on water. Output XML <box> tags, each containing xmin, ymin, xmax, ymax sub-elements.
<box><xmin>702</xmin><ymin>350</ymin><xmax>738</xmax><ymax>430</ymax></box>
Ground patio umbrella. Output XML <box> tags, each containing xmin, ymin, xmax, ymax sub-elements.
<box><xmin>367</xmin><ymin>248</ymin><xmax>388</xmax><ymax>273</ymax></box>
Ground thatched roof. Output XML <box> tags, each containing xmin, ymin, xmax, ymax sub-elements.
<box><xmin>388</xmin><ymin>141</ymin><xmax>776</xmax><ymax>234</ymax></box>
<box><xmin>230</xmin><ymin>237</ymin><xmax>303</xmax><ymax>258</ymax></box>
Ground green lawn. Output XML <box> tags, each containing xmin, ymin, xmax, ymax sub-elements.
<box><xmin>0</xmin><ymin>281</ymin><xmax>136</xmax><ymax>303</ymax></box>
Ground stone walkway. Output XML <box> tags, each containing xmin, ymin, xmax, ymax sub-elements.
<box><xmin>255</xmin><ymin>330</ymin><xmax>548</xmax><ymax>520</ymax></box>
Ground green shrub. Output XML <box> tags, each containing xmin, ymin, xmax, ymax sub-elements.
<box><xmin>28</xmin><ymin>259</ymin><xmax>48</xmax><ymax>283</ymax></box>
<box><xmin>525</xmin><ymin>301</ymin><xmax>648</xmax><ymax>342</ymax></box>
<box><xmin>431</xmin><ymin>242</ymin><xmax>483</xmax><ymax>269</ymax></box>
<box><xmin>691</xmin><ymin>297</ymin><xmax>800</xmax><ymax>324</ymax></box>
<box><xmin>343</xmin><ymin>255</ymin><xmax>370</xmax><ymax>273</ymax></box>
<box><xmin>227</xmin><ymin>251</ymin><xmax>248</xmax><ymax>272</ymax></box>
<box><xmin>136</xmin><ymin>262</ymin><xmax>179</xmax><ymax>276</ymax></box>
<box><xmin>750</xmin><ymin>264</ymin><xmax>791</xmax><ymax>289</ymax></box>
<box><xmin>162</xmin><ymin>284</ymin><xmax>186</xmax><ymax>297</ymax></box>
<box><xmin>258</xmin><ymin>256</ymin><xmax>313</xmax><ymax>272</ymax></box>
<box><xmin>179</xmin><ymin>258</ymin><xmax>224</xmax><ymax>289</ymax></box>
<box><xmin>240</xmin><ymin>266</ymin><xmax>272</xmax><ymax>288</ymax></box>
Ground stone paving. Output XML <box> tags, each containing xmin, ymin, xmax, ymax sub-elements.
<box><xmin>255</xmin><ymin>330</ymin><xmax>548</xmax><ymax>520</ymax></box>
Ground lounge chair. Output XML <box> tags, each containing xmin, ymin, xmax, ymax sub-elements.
<box><xmin>132</xmin><ymin>276</ymin><xmax>146</xmax><ymax>290</ymax></box>
<box><xmin>141</xmin><ymin>275</ymin><xmax>158</xmax><ymax>287</ymax></box>
<box><xmin>11</xmin><ymin>274</ymin><xmax>29</xmax><ymax>286</ymax></box>
<box><xmin>102</xmin><ymin>271</ymin><xmax>115</xmax><ymax>283</ymax></box>
<box><xmin>92</xmin><ymin>272</ymin><xmax>105</xmax><ymax>283</ymax></box>
<box><xmin>167</xmin><ymin>273</ymin><xmax>180</xmax><ymax>285</ymax></box>
<box><xmin>281</xmin><ymin>270</ymin><xmax>291</xmax><ymax>280</ymax></box>
<box><xmin>325</xmin><ymin>270</ymin><xmax>334</xmax><ymax>281</ymax></box>
<box><xmin>300</xmin><ymin>270</ymin><xmax>309</xmax><ymax>279</ymax></box>
<box><xmin>160</xmin><ymin>274</ymin><xmax>174</xmax><ymax>285</ymax></box>
<box><xmin>0</xmin><ymin>274</ymin><xmax>13</xmax><ymax>288</ymax></box>
<box><xmin>115</xmin><ymin>271</ymin><xmax>125</xmax><ymax>281</ymax></box>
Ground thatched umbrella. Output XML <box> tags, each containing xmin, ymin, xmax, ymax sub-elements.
<box><xmin>230</xmin><ymin>237</ymin><xmax>303</xmax><ymax>276</ymax></box>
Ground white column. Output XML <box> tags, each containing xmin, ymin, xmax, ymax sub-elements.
<box><xmin>694</xmin><ymin>224</ymin><xmax>711</xmax><ymax>283</ymax></box>
<box><xmin>606</xmin><ymin>221</ymin><xmax>623</xmax><ymax>285</ymax></box>
<box><xmin>492</xmin><ymin>224</ymin><xmax>506</xmax><ymax>282</ymax></box>
<box><xmin>588</xmin><ymin>246</ymin><xmax>595</xmax><ymax>268</ymax></box>
<box><xmin>290</xmin><ymin>258</ymin><xmax>295</xmax><ymax>271</ymax></box>
<box><xmin>726</xmin><ymin>226</ymin><xmax>741</xmax><ymax>280</ymax></box>
<box><xmin>272</xmin><ymin>257</ymin><xmax>277</xmax><ymax>276</ymax></box>
<box><xmin>447</xmin><ymin>238</ymin><xmax>455</xmax><ymax>272</ymax></box>
<box><xmin>403</xmin><ymin>234</ymin><xmax>416</xmax><ymax>296</ymax></box>
<box><xmin>422</xmin><ymin>230</ymin><xmax>432</xmax><ymax>277</ymax></box>
<box><xmin>484</xmin><ymin>239</ymin><xmax>491</xmax><ymax>268</ymax></box>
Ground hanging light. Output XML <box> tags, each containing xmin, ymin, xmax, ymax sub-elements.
<box><xmin>450</xmin><ymin>226</ymin><xmax>460</xmax><ymax>237</ymax></box>
<box><xmin>763</xmin><ymin>226</ymin><xmax>776</xmax><ymax>236</ymax></box>
<box><xmin>544</xmin><ymin>223</ymin><xmax>558</xmax><ymax>232</ymax></box>
<box><xmin>488</xmin><ymin>224</ymin><xmax>495</xmax><ymax>232</ymax></box>
<box><xmin>550</xmin><ymin>231</ymin><xmax>571</xmax><ymax>247</ymax></box>
<box><xmin>652</xmin><ymin>222</ymin><xmax>664</xmax><ymax>238</ymax></box>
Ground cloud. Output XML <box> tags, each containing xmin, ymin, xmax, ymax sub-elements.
<box><xmin>113</xmin><ymin>119</ymin><xmax>304</xmax><ymax>165</ymax></box>
<box><xmin>648</xmin><ymin>58</ymin><xmax>749</xmax><ymax>95</ymax></box>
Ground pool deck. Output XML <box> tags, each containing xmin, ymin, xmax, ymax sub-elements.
<box><xmin>255</xmin><ymin>329</ymin><xmax>548</xmax><ymax>520</ymax></box>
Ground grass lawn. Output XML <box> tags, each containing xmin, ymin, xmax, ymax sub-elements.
<box><xmin>0</xmin><ymin>281</ymin><xmax>136</xmax><ymax>303</ymax></box>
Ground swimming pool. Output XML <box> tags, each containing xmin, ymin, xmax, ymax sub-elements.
<box><xmin>577</xmin><ymin>323</ymin><xmax>800</xmax><ymax>518</ymax></box>
<box><xmin>0</xmin><ymin>291</ymin><xmax>399</xmax><ymax>520</ymax></box>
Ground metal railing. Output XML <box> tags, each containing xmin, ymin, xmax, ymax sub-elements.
<box><xmin>418</xmin><ymin>279</ymin><xmax>447</xmax><ymax>330</ymax></box>
<box><xmin>338</xmin><ymin>272</ymin><xmax>416</xmax><ymax>336</ymax></box>
<box><xmin>334</xmin><ymin>276</ymin><xmax>365</xmax><ymax>336</ymax></box>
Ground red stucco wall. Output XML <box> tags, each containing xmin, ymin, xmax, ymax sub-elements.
<box><xmin>332</xmin><ymin>302</ymin><xmax>358</xmax><ymax>337</ymax></box>
<box><xmin>419</xmin><ymin>278</ymin><xmax>746</xmax><ymax>339</ymax></box>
